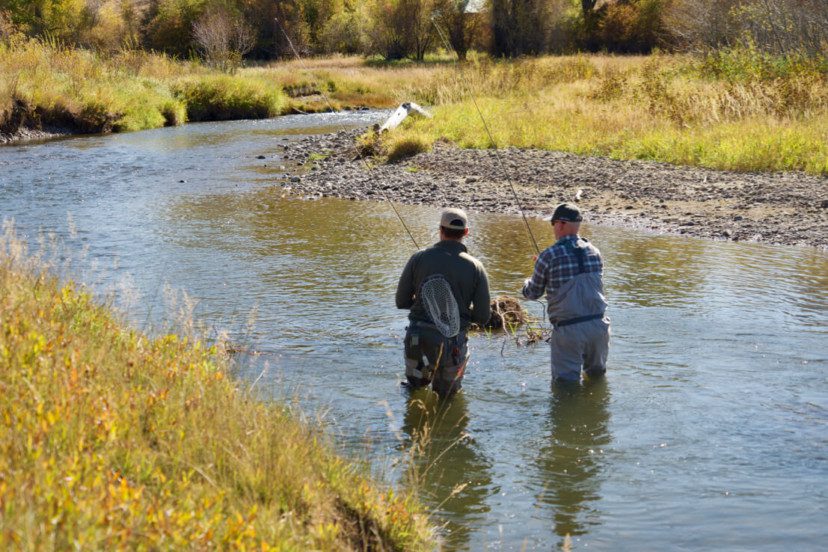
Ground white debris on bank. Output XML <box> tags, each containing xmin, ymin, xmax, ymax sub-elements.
<box><xmin>379</xmin><ymin>102</ymin><xmax>432</xmax><ymax>132</ymax></box>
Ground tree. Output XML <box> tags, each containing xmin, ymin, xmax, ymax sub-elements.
<box><xmin>491</xmin><ymin>0</ymin><xmax>551</xmax><ymax>57</ymax></box>
<box><xmin>399</xmin><ymin>0</ymin><xmax>436</xmax><ymax>61</ymax></box>
<box><xmin>319</xmin><ymin>1</ymin><xmax>369</xmax><ymax>54</ymax></box>
<box><xmin>193</xmin><ymin>6</ymin><xmax>255</xmax><ymax>71</ymax></box>
<box><xmin>432</xmin><ymin>0</ymin><xmax>485</xmax><ymax>61</ymax></box>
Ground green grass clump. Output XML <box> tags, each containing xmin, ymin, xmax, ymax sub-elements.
<box><xmin>385</xmin><ymin>131</ymin><xmax>434</xmax><ymax>163</ymax></box>
<box><xmin>0</xmin><ymin>230</ymin><xmax>432</xmax><ymax>550</ymax></box>
<box><xmin>174</xmin><ymin>76</ymin><xmax>287</xmax><ymax>122</ymax></box>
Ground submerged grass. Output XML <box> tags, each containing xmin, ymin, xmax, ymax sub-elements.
<box><xmin>0</xmin><ymin>226</ymin><xmax>432</xmax><ymax>550</ymax></box>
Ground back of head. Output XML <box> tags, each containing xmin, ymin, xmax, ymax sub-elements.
<box><xmin>440</xmin><ymin>208</ymin><xmax>468</xmax><ymax>240</ymax></box>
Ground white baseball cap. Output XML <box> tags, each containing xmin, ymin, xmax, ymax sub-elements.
<box><xmin>440</xmin><ymin>208</ymin><xmax>468</xmax><ymax>230</ymax></box>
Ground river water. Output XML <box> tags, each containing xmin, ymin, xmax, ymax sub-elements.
<box><xmin>2</xmin><ymin>112</ymin><xmax>827</xmax><ymax>550</ymax></box>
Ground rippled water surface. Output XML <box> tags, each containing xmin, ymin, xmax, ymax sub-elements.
<box><xmin>2</xmin><ymin>113</ymin><xmax>827</xmax><ymax>550</ymax></box>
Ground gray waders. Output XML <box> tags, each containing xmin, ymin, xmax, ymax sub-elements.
<box><xmin>547</xmin><ymin>241</ymin><xmax>610</xmax><ymax>382</ymax></box>
<box><xmin>404</xmin><ymin>321</ymin><xmax>469</xmax><ymax>397</ymax></box>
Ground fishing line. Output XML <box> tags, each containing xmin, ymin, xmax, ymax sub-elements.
<box><xmin>431</xmin><ymin>20</ymin><xmax>541</xmax><ymax>255</ymax></box>
<box><xmin>274</xmin><ymin>18</ymin><xmax>421</xmax><ymax>251</ymax></box>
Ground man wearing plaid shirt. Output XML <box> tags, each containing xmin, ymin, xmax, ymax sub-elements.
<box><xmin>522</xmin><ymin>204</ymin><xmax>610</xmax><ymax>383</ymax></box>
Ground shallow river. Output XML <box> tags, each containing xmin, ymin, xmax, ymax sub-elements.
<box><xmin>2</xmin><ymin>112</ymin><xmax>827</xmax><ymax>550</ymax></box>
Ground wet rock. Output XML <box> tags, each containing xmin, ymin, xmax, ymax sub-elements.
<box><xmin>256</xmin><ymin>155</ymin><xmax>266</xmax><ymax>159</ymax></box>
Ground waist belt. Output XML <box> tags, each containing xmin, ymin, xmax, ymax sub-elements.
<box><xmin>554</xmin><ymin>313</ymin><xmax>604</xmax><ymax>328</ymax></box>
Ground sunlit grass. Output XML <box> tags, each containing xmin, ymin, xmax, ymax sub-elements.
<box><xmin>383</xmin><ymin>55</ymin><xmax>828</xmax><ymax>174</ymax></box>
<box><xmin>0</xmin><ymin>225</ymin><xmax>432</xmax><ymax>550</ymax></box>
<box><xmin>2</xmin><ymin>39</ymin><xmax>825</xmax><ymax>173</ymax></box>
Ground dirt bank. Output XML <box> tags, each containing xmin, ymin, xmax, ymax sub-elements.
<box><xmin>274</xmin><ymin>129</ymin><xmax>827</xmax><ymax>249</ymax></box>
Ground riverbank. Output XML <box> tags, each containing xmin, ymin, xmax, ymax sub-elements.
<box><xmin>279</xmin><ymin>129</ymin><xmax>828</xmax><ymax>249</ymax></box>
<box><xmin>0</xmin><ymin>43</ymin><xmax>395</xmax><ymax>144</ymax></box>
<box><xmin>0</xmin><ymin>232</ymin><xmax>432</xmax><ymax>550</ymax></box>
<box><xmin>4</xmin><ymin>44</ymin><xmax>826</xmax><ymax>174</ymax></box>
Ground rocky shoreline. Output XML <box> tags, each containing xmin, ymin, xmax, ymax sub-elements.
<box><xmin>0</xmin><ymin>127</ymin><xmax>71</xmax><ymax>144</ymax></box>
<box><xmin>274</xmin><ymin>129</ymin><xmax>827</xmax><ymax>250</ymax></box>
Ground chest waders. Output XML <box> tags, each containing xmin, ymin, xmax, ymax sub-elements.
<box><xmin>554</xmin><ymin>241</ymin><xmax>606</xmax><ymax>329</ymax></box>
<box><xmin>547</xmin><ymin>240</ymin><xmax>610</xmax><ymax>382</ymax></box>
<box><xmin>404</xmin><ymin>321</ymin><xmax>469</xmax><ymax>397</ymax></box>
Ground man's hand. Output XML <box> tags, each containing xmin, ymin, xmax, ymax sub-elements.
<box><xmin>532</xmin><ymin>255</ymin><xmax>538</xmax><ymax>264</ymax></box>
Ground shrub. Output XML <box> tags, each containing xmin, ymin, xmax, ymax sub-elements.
<box><xmin>174</xmin><ymin>76</ymin><xmax>287</xmax><ymax>121</ymax></box>
<box><xmin>384</xmin><ymin>131</ymin><xmax>433</xmax><ymax>162</ymax></box>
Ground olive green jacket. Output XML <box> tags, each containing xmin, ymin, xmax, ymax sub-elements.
<box><xmin>396</xmin><ymin>240</ymin><xmax>491</xmax><ymax>329</ymax></box>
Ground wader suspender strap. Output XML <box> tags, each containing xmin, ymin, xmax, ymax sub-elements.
<box><xmin>555</xmin><ymin>239</ymin><xmax>603</xmax><ymax>329</ymax></box>
<box><xmin>569</xmin><ymin>240</ymin><xmax>587</xmax><ymax>274</ymax></box>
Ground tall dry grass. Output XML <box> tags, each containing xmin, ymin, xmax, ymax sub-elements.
<box><xmin>380</xmin><ymin>53</ymin><xmax>828</xmax><ymax>174</ymax></box>
<box><xmin>0</xmin><ymin>223</ymin><xmax>433</xmax><ymax>550</ymax></box>
<box><xmin>0</xmin><ymin>39</ymin><xmax>290</xmax><ymax>134</ymax></box>
<box><xmin>2</xmin><ymin>38</ymin><xmax>824</xmax><ymax>173</ymax></box>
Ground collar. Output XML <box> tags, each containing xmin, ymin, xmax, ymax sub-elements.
<box><xmin>554</xmin><ymin>234</ymin><xmax>581</xmax><ymax>247</ymax></box>
<box><xmin>434</xmin><ymin>240</ymin><xmax>468</xmax><ymax>253</ymax></box>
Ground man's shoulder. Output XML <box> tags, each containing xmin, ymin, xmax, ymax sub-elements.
<box><xmin>459</xmin><ymin>251</ymin><xmax>486</xmax><ymax>270</ymax></box>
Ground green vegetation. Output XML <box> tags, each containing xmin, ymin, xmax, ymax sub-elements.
<box><xmin>0</xmin><ymin>39</ymin><xmax>288</xmax><ymax>134</ymax></box>
<box><xmin>0</xmin><ymin>230</ymin><xmax>432</xmax><ymax>550</ymax></box>
<box><xmin>382</xmin><ymin>53</ymin><xmax>828</xmax><ymax>174</ymax></box>
<box><xmin>173</xmin><ymin>76</ymin><xmax>286</xmax><ymax>121</ymax></box>
<box><xmin>2</xmin><ymin>38</ymin><xmax>825</xmax><ymax>174</ymax></box>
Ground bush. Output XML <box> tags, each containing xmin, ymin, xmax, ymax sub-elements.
<box><xmin>384</xmin><ymin>131</ymin><xmax>433</xmax><ymax>162</ymax></box>
<box><xmin>174</xmin><ymin>76</ymin><xmax>287</xmax><ymax>121</ymax></box>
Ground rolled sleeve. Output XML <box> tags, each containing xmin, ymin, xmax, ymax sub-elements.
<box><xmin>522</xmin><ymin>251</ymin><xmax>550</xmax><ymax>300</ymax></box>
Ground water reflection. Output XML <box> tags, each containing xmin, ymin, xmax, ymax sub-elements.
<box><xmin>4</xmin><ymin>113</ymin><xmax>826</xmax><ymax>550</ymax></box>
<box><xmin>534</xmin><ymin>380</ymin><xmax>611</xmax><ymax>545</ymax></box>
<box><xmin>401</xmin><ymin>391</ymin><xmax>494</xmax><ymax>551</ymax></box>
<box><xmin>606</xmin><ymin>234</ymin><xmax>705</xmax><ymax>308</ymax></box>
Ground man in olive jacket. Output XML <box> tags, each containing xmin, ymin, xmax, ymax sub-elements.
<box><xmin>396</xmin><ymin>208</ymin><xmax>491</xmax><ymax>396</ymax></box>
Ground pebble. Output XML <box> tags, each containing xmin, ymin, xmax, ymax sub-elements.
<box><xmin>275</xmin><ymin>128</ymin><xmax>827</xmax><ymax>249</ymax></box>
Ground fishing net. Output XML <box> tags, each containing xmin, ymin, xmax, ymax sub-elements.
<box><xmin>420</xmin><ymin>275</ymin><xmax>461</xmax><ymax>338</ymax></box>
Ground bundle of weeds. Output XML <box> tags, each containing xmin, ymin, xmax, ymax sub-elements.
<box><xmin>483</xmin><ymin>295</ymin><xmax>530</xmax><ymax>330</ymax></box>
<box><xmin>0</xmin><ymin>39</ymin><xmax>188</xmax><ymax>134</ymax></box>
<box><xmin>0</xmin><ymin>226</ymin><xmax>432</xmax><ymax>550</ymax></box>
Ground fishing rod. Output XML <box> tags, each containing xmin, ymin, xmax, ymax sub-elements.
<box><xmin>274</xmin><ymin>18</ymin><xmax>421</xmax><ymax>251</ymax></box>
<box><xmin>431</xmin><ymin>20</ymin><xmax>541</xmax><ymax>256</ymax></box>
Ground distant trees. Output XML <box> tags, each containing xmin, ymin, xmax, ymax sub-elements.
<box><xmin>665</xmin><ymin>0</ymin><xmax>828</xmax><ymax>55</ymax></box>
<box><xmin>193</xmin><ymin>7</ymin><xmax>255</xmax><ymax>71</ymax></box>
<box><xmin>491</xmin><ymin>0</ymin><xmax>552</xmax><ymax>57</ymax></box>
<box><xmin>0</xmin><ymin>0</ymin><xmax>824</xmax><ymax>62</ymax></box>
<box><xmin>432</xmin><ymin>0</ymin><xmax>487</xmax><ymax>61</ymax></box>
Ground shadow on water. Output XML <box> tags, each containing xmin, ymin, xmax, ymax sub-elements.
<box><xmin>534</xmin><ymin>379</ymin><xmax>611</xmax><ymax>547</ymax></box>
<box><xmin>401</xmin><ymin>390</ymin><xmax>494</xmax><ymax>551</ymax></box>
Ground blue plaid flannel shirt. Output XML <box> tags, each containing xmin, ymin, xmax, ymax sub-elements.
<box><xmin>522</xmin><ymin>235</ymin><xmax>603</xmax><ymax>299</ymax></box>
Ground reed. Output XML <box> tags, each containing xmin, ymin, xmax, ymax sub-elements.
<box><xmin>381</xmin><ymin>53</ymin><xmax>828</xmax><ymax>174</ymax></box>
<box><xmin>0</xmin><ymin>224</ymin><xmax>433</xmax><ymax>550</ymax></box>
<box><xmin>2</xmin><ymin>38</ymin><xmax>824</xmax><ymax>173</ymax></box>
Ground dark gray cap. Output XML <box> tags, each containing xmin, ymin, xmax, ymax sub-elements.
<box><xmin>550</xmin><ymin>203</ymin><xmax>583</xmax><ymax>223</ymax></box>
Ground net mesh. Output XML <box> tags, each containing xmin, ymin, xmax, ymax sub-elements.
<box><xmin>420</xmin><ymin>275</ymin><xmax>461</xmax><ymax>337</ymax></box>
